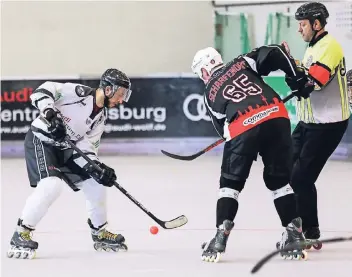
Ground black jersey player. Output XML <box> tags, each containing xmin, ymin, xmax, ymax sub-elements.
<box><xmin>191</xmin><ymin>46</ymin><xmax>314</xmax><ymax>262</ymax></box>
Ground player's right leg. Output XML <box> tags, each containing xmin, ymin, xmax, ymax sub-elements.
<box><xmin>7</xmin><ymin>130</ymin><xmax>66</xmax><ymax>259</ymax></box>
<box><xmin>201</xmin><ymin>128</ymin><xmax>259</xmax><ymax>263</ymax></box>
<box><xmin>259</xmin><ymin>118</ymin><xmax>307</xmax><ymax>259</ymax></box>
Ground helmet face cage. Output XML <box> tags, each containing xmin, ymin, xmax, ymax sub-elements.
<box><xmin>100</xmin><ymin>69</ymin><xmax>132</xmax><ymax>102</ymax></box>
<box><xmin>109</xmin><ymin>85</ymin><xmax>132</xmax><ymax>102</ymax></box>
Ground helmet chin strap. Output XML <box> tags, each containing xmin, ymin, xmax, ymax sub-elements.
<box><xmin>104</xmin><ymin>96</ymin><xmax>110</xmax><ymax>108</ymax></box>
<box><xmin>103</xmin><ymin>86</ymin><xmax>116</xmax><ymax>108</ymax></box>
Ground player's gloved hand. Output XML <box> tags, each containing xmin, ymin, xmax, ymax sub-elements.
<box><xmin>88</xmin><ymin>161</ymin><xmax>116</xmax><ymax>187</ymax></box>
<box><xmin>44</xmin><ymin>108</ymin><xmax>67</xmax><ymax>142</ymax></box>
<box><xmin>285</xmin><ymin>67</ymin><xmax>314</xmax><ymax>100</ymax></box>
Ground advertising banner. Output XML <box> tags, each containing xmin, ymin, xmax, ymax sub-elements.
<box><xmin>1</xmin><ymin>76</ymin><xmax>351</xmax><ymax>159</ymax></box>
<box><xmin>1</xmin><ymin>78</ymin><xmax>218</xmax><ymax>141</ymax></box>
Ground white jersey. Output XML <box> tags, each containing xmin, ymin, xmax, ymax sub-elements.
<box><xmin>30</xmin><ymin>81</ymin><xmax>106</xmax><ymax>168</ymax></box>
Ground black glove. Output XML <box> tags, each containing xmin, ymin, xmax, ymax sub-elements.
<box><xmin>44</xmin><ymin>108</ymin><xmax>67</xmax><ymax>142</ymax></box>
<box><xmin>285</xmin><ymin>67</ymin><xmax>315</xmax><ymax>100</ymax></box>
<box><xmin>88</xmin><ymin>161</ymin><xmax>116</xmax><ymax>187</ymax></box>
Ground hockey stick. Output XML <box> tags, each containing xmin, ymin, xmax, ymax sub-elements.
<box><xmin>161</xmin><ymin>92</ymin><xmax>296</xmax><ymax>161</ymax></box>
<box><xmin>161</xmin><ymin>137</ymin><xmax>224</xmax><ymax>161</ymax></box>
<box><xmin>65</xmin><ymin>139</ymin><xmax>188</xmax><ymax>229</ymax></box>
<box><xmin>251</xmin><ymin>235</ymin><xmax>352</xmax><ymax>274</ymax></box>
<box><xmin>40</xmin><ymin>117</ymin><xmax>188</xmax><ymax>229</ymax></box>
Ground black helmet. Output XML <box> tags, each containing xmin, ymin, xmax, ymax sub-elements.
<box><xmin>100</xmin><ymin>68</ymin><xmax>132</xmax><ymax>102</ymax></box>
<box><xmin>295</xmin><ymin>2</ymin><xmax>329</xmax><ymax>27</ymax></box>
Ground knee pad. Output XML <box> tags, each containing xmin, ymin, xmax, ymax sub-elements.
<box><xmin>271</xmin><ymin>184</ymin><xmax>294</xmax><ymax>200</ymax></box>
<box><xmin>36</xmin><ymin>176</ymin><xmax>65</xmax><ymax>204</ymax></box>
<box><xmin>21</xmin><ymin>176</ymin><xmax>65</xmax><ymax>227</ymax></box>
<box><xmin>263</xmin><ymin>165</ymin><xmax>290</xmax><ymax>191</ymax></box>
<box><xmin>263</xmin><ymin>166</ymin><xmax>294</xmax><ymax>200</ymax></box>
<box><xmin>219</xmin><ymin>176</ymin><xmax>245</xmax><ymax>201</ymax></box>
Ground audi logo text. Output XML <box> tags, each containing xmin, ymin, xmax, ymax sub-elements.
<box><xmin>183</xmin><ymin>94</ymin><xmax>211</xmax><ymax>122</ymax></box>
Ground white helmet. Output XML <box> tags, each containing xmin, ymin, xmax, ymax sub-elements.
<box><xmin>191</xmin><ymin>47</ymin><xmax>224</xmax><ymax>82</ymax></box>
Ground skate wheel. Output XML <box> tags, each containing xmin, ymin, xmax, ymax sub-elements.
<box><xmin>201</xmin><ymin>253</ymin><xmax>221</xmax><ymax>263</ymax></box>
<box><xmin>305</xmin><ymin>244</ymin><xmax>312</xmax><ymax>250</ymax></box>
<box><xmin>301</xmin><ymin>250</ymin><xmax>308</xmax><ymax>260</ymax></box>
<box><xmin>15</xmin><ymin>251</ymin><xmax>22</xmax><ymax>259</ymax></box>
<box><xmin>209</xmin><ymin>254</ymin><xmax>216</xmax><ymax>263</ymax></box>
<box><xmin>283</xmin><ymin>253</ymin><xmax>293</xmax><ymax>260</ymax></box>
<box><xmin>213</xmin><ymin>253</ymin><xmax>221</xmax><ymax>263</ymax></box>
<box><xmin>201</xmin><ymin>242</ymin><xmax>206</xmax><ymax>250</ymax></box>
<box><xmin>29</xmin><ymin>250</ymin><xmax>36</xmax><ymax>259</ymax></box>
<box><xmin>7</xmin><ymin>250</ymin><xmax>14</xmax><ymax>259</ymax></box>
<box><xmin>121</xmin><ymin>243</ymin><xmax>128</xmax><ymax>251</ymax></box>
<box><xmin>93</xmin><ymin>243</ymin><xmax>102</xmax><ymax>251</ymax></box>
<box><xmin>292</xmin><ymin>251</ymin><xmax>300</xmax><ymax>260</ymax></box>
<box><xmin>280</xmin><ymin>252</ymin><xmax>290</xmax><ymax>260</ymax></box>
<box><xmin>276</xmin><ymin>242</ymin><xmax>280</xmax><ymax>250</ymax></box>
<box><xmin>22</xmin><ymin>249</ymin><xmax>36</xmax><ymax>260</ymax></box>
<box><xmin>313</xmin><ymin>242</ymin><xmax>322</xmax><ymax>250</ymax></box>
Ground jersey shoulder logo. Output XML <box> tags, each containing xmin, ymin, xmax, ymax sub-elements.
<box><xmin>75</xmin><ymin>85</ymin><xmax>93</xmax><ymax>97</ymax></box>
<box><xmin>305</xmin><ymin>55</ymin><xmax>313</xmax><ymax>68</ymax></box>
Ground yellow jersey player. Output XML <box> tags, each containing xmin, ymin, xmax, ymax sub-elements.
<box><xmin>287</xmin><ymin>2</ymin><xmax>350</xmax><ymax>249</ymax></box>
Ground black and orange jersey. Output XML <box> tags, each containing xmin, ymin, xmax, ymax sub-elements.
<box><xmin>298</xmin><ymin>32</ymin><xmax>351</xmax><ymax>123</ymax></box>
<box><xmin>203</xmin><ymin>44</ymin><xmax>298</xmax><ymax>140</ymax></box>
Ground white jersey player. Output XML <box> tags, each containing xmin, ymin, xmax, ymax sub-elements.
<box><xmin>7</xmin><ymin>68</ymin><xmax>132</xmax><ymax>259</ymax></box>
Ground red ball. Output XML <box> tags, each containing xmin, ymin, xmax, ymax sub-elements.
<box><xmin>150</xmin><ymin>226</ymin><xmax>159</xmax><ymax>235</ymax></box>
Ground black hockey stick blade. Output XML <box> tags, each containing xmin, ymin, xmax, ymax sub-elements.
<box><xmin>251</xmin><ymin>236</ymin><xmax>352</xmax><ymax>274</ymax></box>
<box><xmin>161</xmin><ymin>138</ymin><xmax>225</xmax><ymax>161</ymax></box>
<box><xmin>160</xmin><ymin>93</ymin><xmax>295</xmax><ymax>161</ymax></box>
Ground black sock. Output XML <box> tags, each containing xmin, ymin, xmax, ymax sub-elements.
<box><xmin>216</xmin><ymin>198</ymin><xmax>238</xmax><ymax>227</ymax></box>
<box><xmin>274</xmin><ymin>194</ymin><xmax>298</xmax><ymax>227</ymax></box>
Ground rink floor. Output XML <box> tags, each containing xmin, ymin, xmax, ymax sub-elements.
<box><xmin>1</xmin><ymin>155</ymin><xmax>351</xmax><ymax>277</ymax></box>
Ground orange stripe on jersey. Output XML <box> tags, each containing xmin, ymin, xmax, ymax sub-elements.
<box><xmin>227</xmin><ymin>98</ymin><xmax>289</xmax><ymax>140</ymax></box>
<box><xmin>309</xmin><ymin>63</ymin><xmax>330</xmax><ymax>86</ymax></box>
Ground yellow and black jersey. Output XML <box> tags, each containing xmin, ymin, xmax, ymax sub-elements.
<box><xmin>297</xmin><ymin>32</ymin><xmax>351</xmax><ymax>124</ymax></box>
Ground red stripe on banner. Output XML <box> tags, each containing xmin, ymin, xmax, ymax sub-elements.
<box><xmin>227</xmin><ymin>98</ymin><xmax>289</xmax><ymax>139</ymax></box>
<box><xmin>309</xmin><ymin>64</ymin><xmax>330</xmax><ymax>85</ymax></box>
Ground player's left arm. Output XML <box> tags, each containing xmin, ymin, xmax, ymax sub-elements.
<box><xmin>308</xmin><ymin>42</ymin><xmax>343</xmax><ymax>88</ymax></box>
<box><xmin>243</xmin><ymin>44</ymin><xmax>298</xmax><ymax>77</ymax></box>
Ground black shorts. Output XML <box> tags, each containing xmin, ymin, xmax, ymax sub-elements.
<box><xmin>24</xmin><ymin>130</ymin><xmax>91</xmax><ymax>191</ymax></box>
<box><xmin>221</xmin><ymin>117</ymin><xmax>292</xmax><ymax>181</ymax></box>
